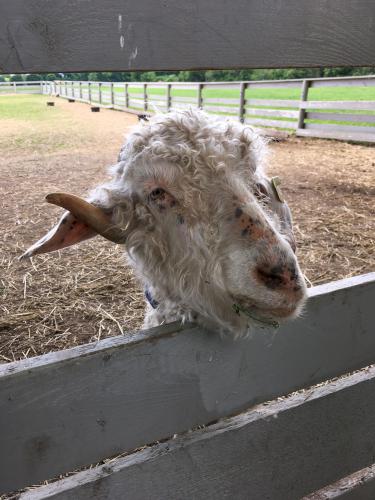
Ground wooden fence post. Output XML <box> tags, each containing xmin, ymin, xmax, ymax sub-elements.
<box><xmin>99</xmin><ymin>82</ymin><xmax>102</xmax><ymax>105</ymax></box>
<box><xmin>79</xmin><ymin>81</ymin><xmax>82</xmax><ymax>99</ymax></box>
<box><xmin>125</xmin><ymin>83</ymin><xmax>129</xmax><ymax>108</ymax></box>
<box><xmin>166</xmin><ymin>83</ymin><xmax>171</xmax><ymax>112</ymax></box>
<box><xmin>71</xmin><ymin>80</ymin><xmax>74</xmax><ymax>98</ymax></box>
<box><xmin>144</xmin><ymin>83</ymin><xmax>148</xmax><ymax>111</ymax></box>
<box><xmin>88</xmin><ymin>81</ymin><xmax>92</xmax><ymax>103</ymax></box>
<box><xmin>297</xmin><ymin>79</ymin><xmax>311</xmax><ymax>130</ymax></box>
<box><xmin>13</xmin><ymin>81</ymin><xmax>17</xmax><ymax>93</ymax></box>
<box><xmin>111</xmin><ymin>82</ymin><xmax>115</xmax><ymax>107</ymax></box>
<box><xmin>197</xmin><ymin>83</ymin><xmax>203</xmax><ymax>109</ymax></box>
<box><xmin>239</xmin><ymin>82</ymin><xmax>246</xmax><ymax>123</ymax></box>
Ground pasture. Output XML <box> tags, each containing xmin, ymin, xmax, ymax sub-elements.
<box><xmin>0</xmin><ymin>94</ymin><xmax>374</xmax><ymax>362</ymax></box>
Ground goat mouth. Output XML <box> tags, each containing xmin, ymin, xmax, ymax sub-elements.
<box><xmin>233</xmin><ymin>297</ymin><xmax>299</xmax><ymax>325</ymax></box>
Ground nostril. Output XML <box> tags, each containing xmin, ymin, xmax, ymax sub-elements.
<box><xmin>256</xmin><ymin>263</ymin><xmax>301</xmax><ymax>291</ymax></box>
<box><xmin>256</xmin><ymin>267</ymin><xmax>285</xmax><ymax>289</ymax></box>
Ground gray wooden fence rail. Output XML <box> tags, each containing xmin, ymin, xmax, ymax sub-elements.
<box><xmin>1</xmin><ymin>0</ymin><xmax>375</xmax><ymax>73</ymax></box>
<box><xmin>1</xmin><ymin>272</ymin><xmax>375</xmax><ymax>499</ymax></box>
<box><xmin>41</xmin><ymin>76</ymin><xmax>375</xmax><ymax>143</ymax></box>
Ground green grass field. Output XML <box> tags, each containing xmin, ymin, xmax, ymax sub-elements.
<box><xmin>0</xmin><ymin>94</ymin><xmax>64</xmax><ymax>120</ymax></box>
<box><xmin>3</xmin><ymin>84</ymin><xmax>375</xmax><ymax>134</ymax></box>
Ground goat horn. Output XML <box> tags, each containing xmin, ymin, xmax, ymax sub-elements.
<box><xmin>46</xmin><ymin>193</ymin><xmax>127</xmax><ymax>244</ymax></box>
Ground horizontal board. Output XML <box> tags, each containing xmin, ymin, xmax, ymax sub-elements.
<box><xmin>170</xmin><ymin>96</ymin><xmax>197</xmax><ymax>103</ymax></box>
<box><xmin>246</xmin><ymin>98</ymin><xmax>300</xmax><ymax>108</ymax></box>
<box><xmin>246</xmin><ymin>80</ymin><xmax>302</xmax><ymax>89</ymax></box>
<box><xmin>304</xmin><ymin>464</ymin><xmax>375</xmax><ymax>499</ymax></box>
<box><xmin>246</xmin><ymin>108</ymin><xmax>299</xmax><ymax>119</ymax></box>
<box><xmin>245</xmin><ymin>117</ymin><xmax>297</xmax><ymax>129</ymax></box>
<box><xmin>144</xmin><ymin>95</ymin><xmax>166</xmax><ymax>101</ymax></box>
<box><xmin>128</xmin><ymin>99</ymin><xmax>144</xmax><ymax>108</ymax></box>
<box><xmin>302</xmin><ymin>101</ymin><xmax>375</xmax><ymax>111</ymax></box>
<box><xmin>1</xmin><ymin>274</ymin><xmax>374</xmax><ymax>493</ymax></box>
<box><xmin>297</xmin><ymin>128</ymin><xmax>375</xmax><ymax>143</ymax></box>
<box><xmin>170</xmin><ymin>84</ymin><xmax>197</xmax><ymax>90</ymax></box>
<box><xmin>306</xmin><ymin>111</ymin><xmax>375</xmax><ymax>123</ymax></box>
<box><xmin>310</xmin><ymin>77</ymin><xmax>375</xmax><ymax>88</ymax></box>
<box><xmin>2</xmin><ymin>0</ymin><xmax>375</xmax><ymax>73</ymax></box>
<box><xmin>170</xmin><ymin>102</ymin><xmax>196</xmax><ymax>110</ymax></box>
<box><xmin>202</xmin><ymin>97</ymin><xmax>239</xmax><ymax>104</ymax></box>
<box><xmin>305</xmin><ymin>123</ymin><xmax>375</xmax><ymax>134</ymax></box>
<box><xmin>202</xmin><ymin>83</ymin><xmax>241</xmax><ymax>90</ymax></box>
<box><xmin>203</xmin><ymin>105</ymin><xmax>239</xmax><ymax>114</ymax></box>
<box><xmin>21</xmin><ymin>366</ymin><xmax>375</xmax><ymax>500</ymax></box>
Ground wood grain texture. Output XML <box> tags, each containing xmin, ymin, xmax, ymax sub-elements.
<box><xmin>303</xmin><ymin>464</ymin><xmax>375</xmax><ymax>499</ymax></box>
<box><xmin>246</xmin><ymin>108</ymin><xmax>299</xmax><ymax>119</ymax></box>
<box><xmin>305</xmin><ymin>123</ymin><xmax>375</xmax><ymax>134</ymax></box>
<box><xmin>1</xmin><ymin>273</ymin><xmax>374</xmax><ymax>493</ymax></box>
<box><xmin>1</xmin><ymin>0</ymin><xmax>375</xmax><ymax>73</ymax></box>
<box><xmin>302</xmin><ymin>101</ymin><xmax>375</xmax><ymax>110</ymax></box>
<box><xmin>245</xmin><ymin>117</ymin><xmax>297</xmax><ymax>129</ymax></box>
<box><xmin>246</xmin><ymin>99</ymin><xmax>300</xmax><ymax>108</ymax></box>
<box><xmin>296</xmin><ymin>128</ymin><xmax>375</xmax><ymax>143</ymax></box>
<box><xmin>20</xmin><ymin>366</ymin><xmax>375</xmax><ymax>500</ymax></box>
<box><xmin>306</xmin><ymin>112</ymin><xmax>375</xmax><ymax>123</ymax></box>
<box><xmin>204</xmin><ymin>105</ymin><xmax>239</xmax><ymax>114</ymax></box>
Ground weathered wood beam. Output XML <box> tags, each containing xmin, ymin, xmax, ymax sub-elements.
<box><xmin>20</xmin><ymin>365</ymin><xmax>375</xmax><ymax>500</ymax></box>
<box><xmin>1</xmin><ymin>0</ymin><xmax>375</xmax><ymax>74</ymax></box>
<box><xmin>0</xmin><ymin>273</ymin><xmax>374</xmax><ymax>493</ymax></box>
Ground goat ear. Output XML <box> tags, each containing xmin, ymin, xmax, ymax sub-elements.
<box><xmin>20</xmin><ymin>211</ymin><xmax>97</xmax><ymax>259</ymax></box>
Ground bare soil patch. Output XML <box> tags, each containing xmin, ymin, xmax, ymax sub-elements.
<box><xmin>1</xmin><ymin>97</ymin><xmax>374</xmax><ymax>361</ymax></box>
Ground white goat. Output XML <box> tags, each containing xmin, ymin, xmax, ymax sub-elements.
<box><xmin>22</xmin><ymin>109</ymin><xmax>307</xmax><ymax>338</ymax></box>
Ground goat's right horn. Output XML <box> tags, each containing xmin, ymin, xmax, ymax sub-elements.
<box><xmin>45</xmin><ymin>193</ymin><xmax>127</xmax><ymax>243</ymax></box>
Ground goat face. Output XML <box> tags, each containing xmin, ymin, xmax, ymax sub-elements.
<box><xmin>22</xmin><ymin>110</ymin><xmax>307</xmax><ymax>337</ymax></box>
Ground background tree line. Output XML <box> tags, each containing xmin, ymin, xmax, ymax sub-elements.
<box><xmin>1</xmin><ymin>67</ymin><xmax>374</xmax><ymax>83</ymax></box>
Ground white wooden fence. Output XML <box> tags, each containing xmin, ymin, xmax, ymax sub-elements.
<box><xmin>43</xmin><ymin>76</ymin><xmax>375</xmax><ymax>143</ymax></box>
<box><xmin>1</xmin><ymin>272</ymin><xmax>375</xmax><ymax>499</ymax></box>
<box><xmin>0</xmin><ymin>81</ymin><xmax>43</xmax><ymax>94</ymax></box>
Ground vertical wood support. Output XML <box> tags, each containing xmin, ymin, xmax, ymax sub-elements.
<box><xmin>13</xmin><ymin>81</ymin><xmax>17</xmax><ymax>93</ymax></box>
<box><xmin>111</xmin><ymin>82</ymin><xmax>115</xmax><ymax>107</ymax></box>
<box><xmin>99</xmin><ymin>82</ymin><xmax>102</xmax><ymax>105</ymax></box>
<box><xmin>79</xmin><ymin>81</ymin><xmax>82</xmax><ymax>99</ymax></box>
<box><xmin>239</xmin><ymin>82</ymin><xmax>246</xmax><ymax>123</ymax></box>
<box><xmin>197</xmin><ymin>83</ymin><xmax>203</xmax><ymax>109</ymax></box>
<box><xmin>64</xmin><ymin>81</ymin><xmax>67</xmax><ymax>97</ymax></box>
<box><xmin>297</xmin><ymin>79</ymin><xmax>311</xmax><ymax>130</ymax></box>
<box><xmin>166</xmin><ymin>84</ymin><xmax>171</xmax><ymax>112</ymax></box>
<box><xmin>125</xmin><ymin>83</ymin><xmax>129</xmax><ymax>108</ymax></box>
<box><xmin>88</xmin><ymin>81</ymin><xmax>92</xmax><ymax>103</ymax></box>
<box><xmin>144</xmin><ymin>83</ymin><xmax>148</xmax><ymax>111</ymax></box>
<box><xmin>71</xmin><ymin>80</ymin><xmax>74</xmax><ymax>98</ymax></box>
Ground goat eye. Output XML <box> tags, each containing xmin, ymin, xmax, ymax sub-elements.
<box><xmin>150</xmin><ymin>188</ymin><xmax>165</xmax><ymax>200</ymax></box>
<box><xmin>254</xmin><ymin>183</ymin><xmax>269</xmax><ymax>200</ymax></box>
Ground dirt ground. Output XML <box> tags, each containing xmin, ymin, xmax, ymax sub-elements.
<box><xmin>1</xmin><ymin>97</ymin><xmax>374</xmax><ymax>362</ymax></box>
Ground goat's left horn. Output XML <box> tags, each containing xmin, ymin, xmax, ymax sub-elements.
<box><xmin>46</xmin><ymin>193</ymin><xmax>127</xmax><ymax>243</ymax></box>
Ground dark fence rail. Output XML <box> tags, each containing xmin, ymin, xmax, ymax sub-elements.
<box><xmin>41</xmin><ymin>76</ymin><xmax>375</xmax><ymax>143</ymax></box>
<box><xmin>1</xmin><ymin>0</ymin><xmax>375</xmax><ymax>73</ymax></box>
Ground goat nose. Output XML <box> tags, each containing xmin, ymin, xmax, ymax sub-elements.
<box><xmin>256</xmin><ymin>264</ymin><xmax>300</xmax><ymax>292</ymax></box>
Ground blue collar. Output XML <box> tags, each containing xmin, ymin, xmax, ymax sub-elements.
<box><xmin>145</xmin><ymin>287</ymin><xmax>159</xmax><ymax>309</ymax></box>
